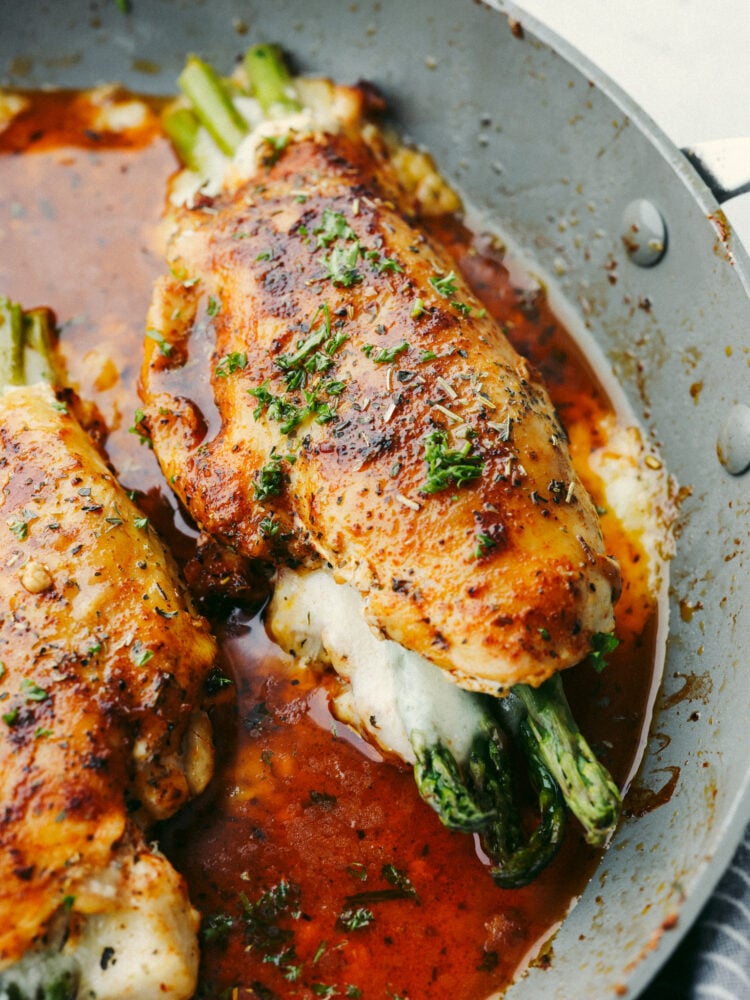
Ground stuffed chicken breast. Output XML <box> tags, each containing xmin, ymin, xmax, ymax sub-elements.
<box><xmin>0</xmin><ymin>301</ymin><xmax>216</xmax><ymax>999</ymax></box>
<box><xmin>139</xmin><ymin>48</ymin><xmax>623</xmax><ymax>886</ymax></box>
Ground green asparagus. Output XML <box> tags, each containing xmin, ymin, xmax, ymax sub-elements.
<box><xmin>0</xmin><ymin>943</ymin><xmax>80</xmax><ymax>1000</ymax></box>
<box><xmin>0</xmin><ymin>298</ymin><xmax>60</xmax><ymax>388</ymax></box>
<box><xmin>511</xmin><ymin>675</ymin><xmax>621</xmax><ymax>845</ymax></box>
<box><xmin>412</xmin><ymin>731</ymin><xmax>499</xmax><ymax>832</ymax></box>
<box><xmin>244</xmin><ymin>43</ymin><xmax>301</xmax><ymax>117</ymax></box>
<box><xmin>177</xmin><ymin>55</ymin><xmax>248</xmax><ymax>156</ymax></box>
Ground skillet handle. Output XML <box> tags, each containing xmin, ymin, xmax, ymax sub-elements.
<box><xmin>682</xmin><ymin>137</ymin><xmax>750</xmax><ymax>204</ymax></box>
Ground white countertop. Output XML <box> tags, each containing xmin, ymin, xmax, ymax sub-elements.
<box><xmin>513</xmin><ymin>1</ymin><xmax>750</xmax><ymax>249</ymax></box>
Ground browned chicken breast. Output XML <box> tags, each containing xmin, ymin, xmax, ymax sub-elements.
<box><xmin>141</xmin><ymin>96</ymin><xmax>619</xmax><ymax>695</ymax></box>
<box><xmin>0</xmin><ymin>358</ymin><xmax>216</xmax><ymax>996</ymax></box>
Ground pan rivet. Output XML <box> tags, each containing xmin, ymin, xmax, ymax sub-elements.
<box><xmin>717</xmin><ymin>403</ymin><xmax>750</xmax><ymax>475</ymax></box>
<box><xmin>621</xmin><ymin>199</ymin><xmax>667</xmax><ymax>267</ymax></box>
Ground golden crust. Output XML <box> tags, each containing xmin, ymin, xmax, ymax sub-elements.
<box><xmin>0</xmin><ymin>383</ymin><xmax>216</xmax><ymax>963</ymax></box>
<box><xmin>141</xmin><ymin>126</ymin><xmax>619</xmax><ymax>692</ymax></box>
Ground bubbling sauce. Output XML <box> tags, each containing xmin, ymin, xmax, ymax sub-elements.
<box><xmin>0</xmin><ymin>89</ymin><xmax>660</xmax><ymax>999</ymax></box>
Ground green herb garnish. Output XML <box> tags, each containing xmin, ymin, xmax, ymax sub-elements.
<box><xmin>130</xmin><ymin>643</ymin><xmax>154</xmax><ymax>668</ymax></box>
<box><xmin>254</xmin><ymin>454</ymin><xmax>285</xmax><ymax>501</ymax></box>
<box><xmin>7</xmin><ymin>518</ymin><xmax>28</xmax><ymax>541</ymax></box>
<box><xmin>261</xmin><ymin>132</ymin><xmax>290</xmax><ymax>167</ymax></box>
<box><xmin>314</xmin><ymin>208</ymin><xmax>356</xmax><ymax>248</ymax></box>
<box><xmin>200</xmin><ymin>912</ymin><xmax>234</xmax><ymax>948</ymax></box>
<box><xmin>588</xmin><ymin>632</ymin><xmax>619</xmax><ymax>673</ymax></box>
<box><xmin>372</xmin><ymin>341</ymin><xmax>409</xmax><ymax>364</ymax></box>
<box><xmin>21</xmin><ymin>679</ymin><xmax>48</xmax><ymax>702</ymax></box>
<box><xmin>215</xmin><ymin>351</ymin><xmax>247</xmax><ymax>378</ymax></box>
<box><xmin>365</xmin><ymin>249</ymin><xmax>403</xmax><ymax>274</ymax></box>
<box><xmin>474</xmin><ymin>533</ymin><xmax>498</xmax><ymax>559</ymax></box>
<box><xmin>259</xmin><ymin>515</ymin><xmax>281</xmax><ymax>538</ymax></box>
<box><xmin>429</xmin><ymin>271</ymin><xmax>459</xmax><ymax>298</ymax></box>
<box><xmin>325</xmin><ymin>241</ymin><xmax>362</xmax><ymax>287</ymax></box>
<box><xmin>423</xmin><ymin>430</ymin><xmax>484</xmax><ymax>494</ymax></box>
<box><xmin>145</xmin><ymin>327</ymin><xmax>173</xmax><ymax>356</ymax></box>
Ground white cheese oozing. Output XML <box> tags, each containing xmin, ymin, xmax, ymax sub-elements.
<box><xmin>0</xmin><ymin>846</ymin><xmax>199</xmax><ymax>1000</ymax></box>
<box><xmin>267</xmin><ymin>567</ymin><xmax>487</xmax><ymax>765</ymax></box>
<box><xmin>70</xmin><ymin>849</ymin><xmax>199</xmax><ymax>1000</ymax></box>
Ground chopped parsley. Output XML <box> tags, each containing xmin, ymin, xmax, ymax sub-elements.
<box><xmin>130</xmin><ymin>642</ymin><xmax>154</xmax><ymax>668</ymax></box>
<box><xmin>346</xmin><ymin>862</ymin><xmax>368</xmax><ymax>882</ymax></box>
<box><xmin>207</xmin><ymin>295</ymin><xmax>221</xmax><ymax>318</ymax></box>
<box><xmin>311</xmin><ymin>985</ymin><xmax>337</xmax><ymax>998</ymax></box>
<box><xmin>251</xmin><ymin>304</ymin><xmax>346</xmax><ymax>437</ymax></box>
<box><xmin>423</xmin><ymin>429</ymin><xmax>484</xmax><ymax>494</ymax></box>
<box><xmin>259</xmin><ymin>515</ymin><xmax>281</xmax><ymax>538</ymax></box>
<box><xmin>273</xmin><ymin>304</ymin><xmax>349</xmax><ymax>396</ymax></box>
<box><xmin>133</xmin><ymin>516</ymin><xmax>149</xmax><ymax>530</ymax></box>
<box><xmin>428</xmin><ymin>270</ymin><xmax>474</xmax><ymax>315</ymax></box>
<box><xmin>261</xmin><ymin>132</ymin><xmax>290</xmax><ymax>167</ymax></box>
<box><xmin>474</xmin><ymin>532</ymin><xmax>498</xmax><ymax>559</ymax></box>
<box><xmin>381</xmin><ymin>864</ymin><xmax>419</xmax><ymax>899</ymax></box>
<box><xmin>21</xmin><ymin>679</ymin><xmax>48</xmax><ymax>702</ymax></box>
<box><xmin>411</xmin><ymin>298</ymin><xmax>426</xmax><ymax>319</ymax></box>
<box><xmin>239</xmin><ymin>879</ymin><xmax>301</xmax><ymax>954</ymax></box>
<box><xmin>3</xmin><ymin>708</ymin><xmax>18</xmax><ymax>726</ymax></box>
<box><xmin>145</xmin><ymin>327</ymin><xmax>172</xmax><ymax>356</ymax></box>
<box><xmin>254</xmin><ymin>454</ymin><xmax>285</xmax><ymax>502</ymax></box>
<box><xmin>200</xmin><ymin>912</ymin><xmax>234</xmax><ymax>948</ymax></box>
<box><xmin>429</xmin><ymin>271</ymin><xmax>459</xmax><ymax>298</ymax></box>
<box><xmin>7</xmin><ymin>518</ymin><xmax>28</xmax><ymax>541</ymax></box>
<box><xmin>215</xmin><ymin>351</ymin><xmax>247</xmax><ymax>378</ymax></box>
<box><xmin>129</xmin><ymin>407</ymin><xmax>151</xmax><ymax>447</ymax></box>
<box><xmin>314</xmin><ymin>208</ymin><xmax>357</xmax><ymax>248</ymax></box>
<box><xmin>276</xmin><ymin>311</ymin><xmax>331</xmax><ymax>372</ymax></box>
<box><xmin>588</xmin><ymin>631</ymin><xmax>620</xmax><ymax>673</ymax></box>
<box><xmin>372</xmin><ymin>341</ymin><xmax>409</xmax><ymax>364</ymax></box>
<box><xmin>249</xmin><ymin>382</ymin><xmax>305</xmax><ymax>434</ymax></box>
<box><xmin>325</xmin><ymin>241</ymin><xmax>362</xmax><ymax>287</ymax></box>
<box><xmin>364</xmin><ymin>249</ymin><xmax>403</xmax><ymax>274</ymax></box>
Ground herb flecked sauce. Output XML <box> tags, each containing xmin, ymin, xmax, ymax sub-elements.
<box><xmin>0</xmin><ymin>91</ymin><xmax>659</xmax><ymax>1000</ymax></box>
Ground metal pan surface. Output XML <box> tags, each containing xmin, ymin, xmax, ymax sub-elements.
<box><xmin>2</xmin><ymin>1</ymin><xmax>749</xmax><ymax>996</ymax></box>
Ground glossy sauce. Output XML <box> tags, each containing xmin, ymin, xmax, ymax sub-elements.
<box><xmin>0</xmin><ymin>91</ymin><xmax>660</xmax><ymax>999</ymax></box>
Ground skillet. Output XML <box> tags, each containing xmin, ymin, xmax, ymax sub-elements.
<box><xmin>1</xmin><ymin>1</ymin><xmax>750</xmax><ymax>996</ymax></box>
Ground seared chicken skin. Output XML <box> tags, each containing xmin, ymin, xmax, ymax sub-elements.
<box><xmin>0</xmin><ymin>305</ymin><xmax>216</xmax><ymax>997</ymax></box>
<box><xmin>141</xmin><ymin>89</ymin><xmax>619</xmax><ymax>695</ymax></box>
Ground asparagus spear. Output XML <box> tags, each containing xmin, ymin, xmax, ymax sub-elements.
<box><xmin>161</xmin><ymin>105</ymin><xmax>204</xmax><ymax>174</ymax></box>
<box><xmin>471</xmin><ymin>719</ymin><xmax>567</xmax><ymax>889</ymax></box>
<box><xmin>412</xmin><ymin>731</ymin><xmax>498</xmax><ymax>832</ymax></box>
<box><xmin>177</xmin><ymin>55</ymin><xmax>249</xmax><ymax>156</ymax></box>
<box><xmin>510</xmin><ymin>675</ymin><xmax>621</xmax><ymax>846</ymax></box>
<box><xmin>0</xmin><ymin>297</ymin><xmax>60</xmax><ymax>389</ymax></box>
<box><xmin>0</xmin><ymin>949</ymin><xmax>80</xmax><ymax>1000</ymax></box>
<box><xmin>0</xmin><ymin>296</ymin><xmax>24</xmax><ymax>387</ymax></box>
<box><xmin>165</xmin><ymin>45</ymin><xmax>623</xmax><ymax>879</ymax></box>
<box><xmin>244</xmin><ymin>43</ymin><xmax>301</xmax><ymax>117</ymax></box>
